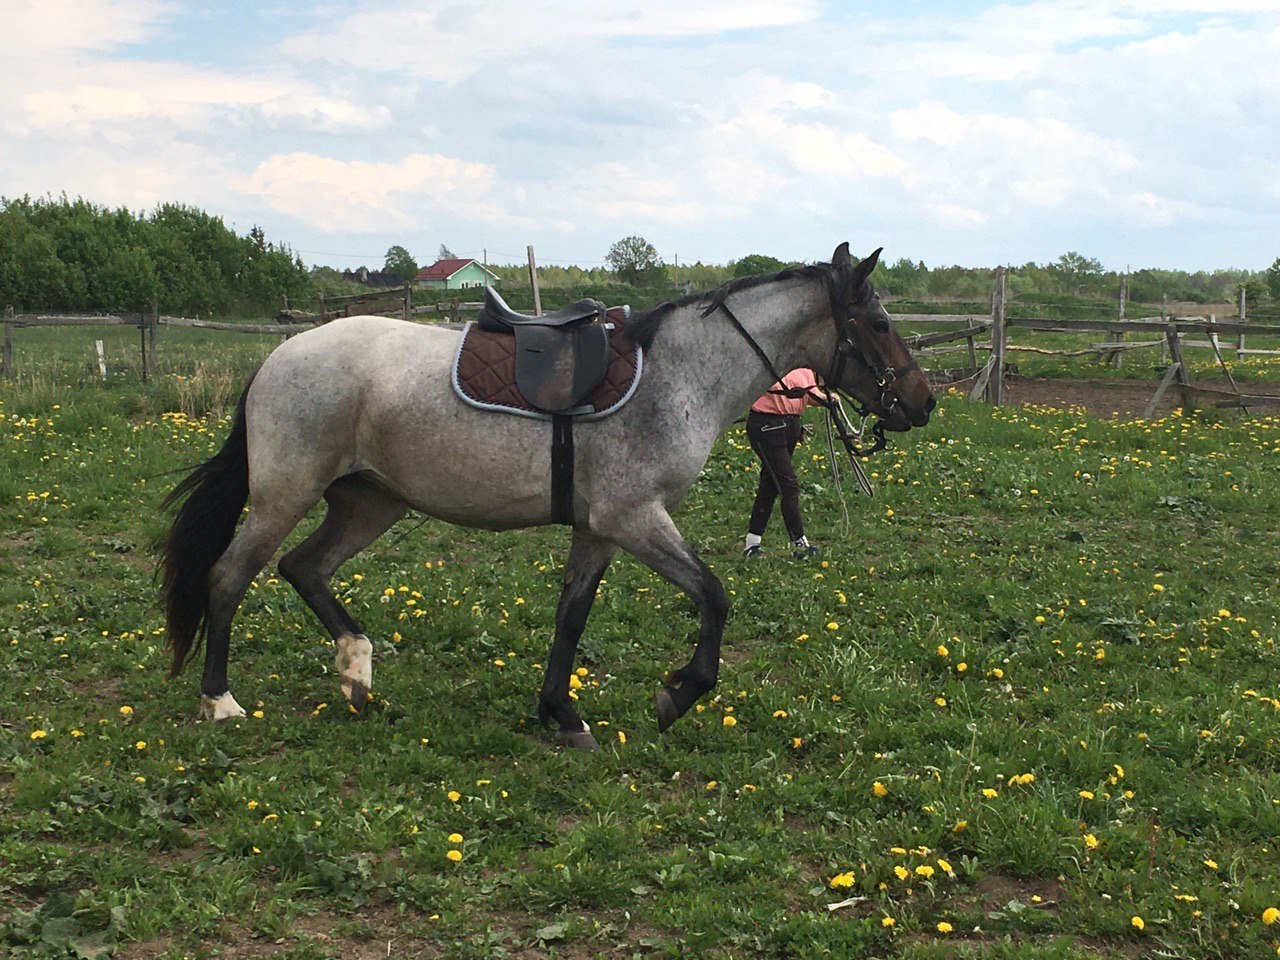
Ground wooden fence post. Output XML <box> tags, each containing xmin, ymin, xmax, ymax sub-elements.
<box><xmin>2</xmin><ymin>306</ymin><xmax>13</xmax><ymax>379</ymax></box>
<box><xmin>150</xmin><ymin>301</ymin><xmax>159</xmax><ymax>373</ymax></box>
<box><xmin>318</xmin><ymin>292</ymin><xmax>327</xmax><ymax>323</ymax></box>
<box><xmin>984</xmin><ymin>267</ymin><xmax>1006</xmax><ymax>405</ymax></box>
<box><xmin>1159</xmin><ymin>293</ymin><xmax>1168</xmax><ymax>364</ymax></box>
<box><xmin>138</xmin><ymin>310</ymin><xmax>149</xmax><ymax>382</ymax></box>
<box><xmin>1107</xmin><ymin>276</ymin><xmax>1126</xmax><ymax>368</ymax></box>
<box><xmin>1237</xmin><ymin>287</ymin><xmax>1246</xmax><ymax>360</ymax></box>
<box><xmin>403</xmin><ymin>283</ymin><xmax>411</xmax><ymax>321</ymax></box>
<box><xmin>527</xmin><ymin>245</ymin><xmax>542</xmax><ymax>317</ymax></box>
<box><xmin>965</xmin><ymin>316</ymin><xmax>978</xmax><ymax>370</ymax></box>
<box><xmin>1166</xmin><ymin>324</ymin><xmax>1193</xmax><ymax>411</ymax></box>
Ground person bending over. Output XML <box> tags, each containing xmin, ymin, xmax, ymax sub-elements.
<box><xmin>742</xmin><ymin>367</ymin><xmax>827</xmax><ymax>559</ymax></box>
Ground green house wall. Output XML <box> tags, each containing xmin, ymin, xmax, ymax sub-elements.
<box><xmin>419</xmin><ymin>262</ymin><xmax>498</xmax><ymax>290</ymax></box>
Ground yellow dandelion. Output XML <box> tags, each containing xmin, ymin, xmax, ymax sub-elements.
<box><xmin>773</xmin><ymin>709</ymin><xmax>788</xmax><ymax>718</ymax></box>
<box><xmin>1079</xmin><ymin>790</ymin><xmax>1095</xmax><ymax>800</ymax></box>
<box><xmin>30</xmin><ymin>729</ymin><xmax>47</xmax><ymax>740</ymax></box>
<box><xmin>1084</xmin><ymin>833</ymin><xmax>1099</xmax><ymax>849</ymax></box>
<box><xmin>1203</xmin><ymin>858</ymin><xmax>1218</xmax><ymax>869</ymax></box>
<box><xmin>829</xmin><ymin>871</ymin><xmax>856</xmax><ymax>890</ymax></box>
<box><xmin>915</xmin><ymin>865</ymin><xmax>935</xmax><ymax>879</ymax></box>
<box><xmin>982</xmin><ymin>788</ymin><xmax>998</xmax><ymax>799</ymax></box>
<box><xmin>1131</xmin><ymin>916</ymin><xmax>1145</xmax><ymax>931</ymax></box>
<box><xmin>936</xmin><ymin>644</ymin><xmax>949</xmax><ymax>657</ymax></box>
<box><xmin>119</xmin><ymin>705</ymin><xmax>133</xmax><ymax>716</ymax></box>
<box><xmin>446</xmin><ymin>849</ymin><xmax>463</xmax><ymax>862</ymax></box>
<box><xmin>893</xmin><ymin>866</ymin><xmax>910</xmax><ymax>881</ymax></box>
<box><xmin>722</xmin><ymin>715</ymin><xmax>737</xmax><ymax>728</ymax></box>
<box><xmin>934</xmin><ymin>696</ymin><xmax>947</xmax><ymax>707</ymax></box>
<box><xmin>872</xmin><ymin>781</ymin><xmax>889</xmax><ymax>797</ymax></box>
<box><xmin>881</xmin><ymin>916</ymin><xmax>895</xmax><ymax>927</ymax></box>
<box><xmin>937</xmin><ymin>858</ymin><xmax>953</xmax><ymax>875</ymax></box>
<box><xmin>447</xmin><ymin>790</ymin><xmax>461</xmax><ymax>803</ymax></box>
<box><xmin>936</xmin><ymin>921</ymin><xmax>953</xmax><ymax>934</ymax></box>
<box><xmin>1263</xmin><ymin>907</ymin><xmax>1280</xmax><ymax>925</ymax></box>
<box><xmin>617</xmin><ymin>730</ymin><xmax>626</xmax><ymax>745</ymax></box>
<box><xmin>1152</xmin><ymin>583</ymin><xmax>1164</xmax><ymax>592</ymax></box>
<box><xmin>953</xmin><ymin>820</ymin><xmax>968</xmax><ymax>832</ymax></box>
<box><xmin>826</xmin><ymin>621</ymin><xmax>839</xmax><ymax>630</ymax></box>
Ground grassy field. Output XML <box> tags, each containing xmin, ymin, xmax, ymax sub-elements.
<box><xmin>2</xmin><ymin>324</ymin><xmax>1280</xmax><ymax>959</ymax></box>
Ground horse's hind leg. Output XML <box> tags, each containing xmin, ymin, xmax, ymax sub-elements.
<box><xmin>538</xmin><ymin>529</ymin><xmax>616</xmax><ymax>749</ymax></box>
<box><xmin>201</xmin><ymin>501</ymin><xmax>315</xmax><ymax>719</ymax></box>
<box><xmin>277</xmin><ymin>475</ymin><xmax>408</xmax><ymax>710</ymax></box>
<box><xmin>601</xmin><ymin>505</ymin><xmax>728</xmax><ymax>733</ymax></box>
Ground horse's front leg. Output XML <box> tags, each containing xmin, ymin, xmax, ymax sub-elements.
<box><xmin>539</xmin><ymin>529</ymin><xmax>616</xmax><ymax>749</ymax></box>
<box><xmin>605</xmin><ymin>506</ymin><xmax>729</xmax><ymax>732</ymax></box>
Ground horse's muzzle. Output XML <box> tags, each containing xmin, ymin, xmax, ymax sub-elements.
<box><xmin>881</xmin><ymin>394</ymin><xmax>936</xmax><ymax>431</ymax></box>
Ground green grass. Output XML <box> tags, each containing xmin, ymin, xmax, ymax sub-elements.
<box><xmin>3</xmin><ymin>351</ymin><xmax>1280</xmax><ymax>958</ymax></box>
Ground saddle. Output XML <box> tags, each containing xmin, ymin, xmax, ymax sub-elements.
<box><xmin>476</xmin><ymin>288</ymin><xmax>609</xmax><ymax>414</ymax></box>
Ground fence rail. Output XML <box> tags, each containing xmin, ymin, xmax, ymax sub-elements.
<box><xmin>6</xmin><ymin>283</ymin><xmax>1280</xmax><ymax>417</ymax></box>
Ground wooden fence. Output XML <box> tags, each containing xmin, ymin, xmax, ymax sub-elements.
<box><xmin>901</xmin><ymin>266</ymin><xmax>1280</xmax><ymax>414</ymax></box>
<box><xmin>0</xmin><ymin>293</ymin><xmax>485</xmax><ymax>380</ymax></box>
<box><xmin>6</xmin><ymin>276</ymin><xmax>1280</xmax><ymax>418</ymax></box>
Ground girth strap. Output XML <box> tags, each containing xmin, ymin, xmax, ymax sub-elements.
<box><xmin>551</xmin><ymin>414</ymin><xmax>575</xmax><ymax>525</ymax></box>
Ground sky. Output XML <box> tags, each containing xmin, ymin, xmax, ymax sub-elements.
<box><xmin>2</xmin><ymin>0</ymin><xmax>1279</xmax><ymax>274</ymax></box>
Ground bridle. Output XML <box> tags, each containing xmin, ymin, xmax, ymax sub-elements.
<box><xmin>823</xmin><ymin>267</ymin><xmax>921</xmax><ymax>449</ymax></box>
<box><xmin>705</xmin><ymin>264</ymin><xmax>918</xmax><ymax>463</ymax></box>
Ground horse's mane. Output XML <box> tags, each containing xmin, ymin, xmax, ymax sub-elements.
<box><xmin>627</xmin><ymin>262</ymin><xmax>834</xmax><ymax>351</ymax></box>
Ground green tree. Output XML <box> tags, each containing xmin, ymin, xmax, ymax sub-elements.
<box><xmin>732</xmin><ymin>254</ymin><xmax>786</xmax><ymax>278</ymax></box>
<box><xmin>1051</xmin><ymin>252</ymin><xmax>1104</xmax><ymax>295</ymax></box>
<box><xmin>384</xmin><ymin>245</ymin><xmax>419</xmax><ymax>283</ymax></box>
<box><xmin>1266</xmin><ymin>257</ymin><xmax>1280</xmax><ymax>302</ymax></box>
<box><xmin>606</xmin><ymin>236</ymin><xmax>665</xmax><ymax>287</ymax></box>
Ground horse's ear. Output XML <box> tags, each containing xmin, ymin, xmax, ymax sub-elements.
<box><xmin>851</xmin><ymin>247</ymin><xmax>883</xmax><ymax>285</ymax></box>
<box><xmin>831</xmin><ymin>242</ymin><xmax>852</xmax><ymax>269</ymax></box>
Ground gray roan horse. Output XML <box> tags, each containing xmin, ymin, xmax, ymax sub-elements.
<box><xmin>159</xmin><ymin>244</ymin><xmax>934</xmax><ymax>748</ymax></box>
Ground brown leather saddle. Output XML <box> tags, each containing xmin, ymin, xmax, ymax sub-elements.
<box><xmin>460</xmin><ymin>289</ymin><xmax>640</xmax><ymax>526</ymax></box>
<box><xmin>475</xmin><ymin>288</ymin><xmax>610</xmax><ymax>414</ymax></box>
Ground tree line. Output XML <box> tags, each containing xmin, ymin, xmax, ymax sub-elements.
<box><xmin>0</xmin><ymin>195</ymin><xmax>311</xmax><ymax>315</ymax></box>
<box><xmin>4</xmin><ymin>197</ymin><xmax>1277</xmax><ymax>317</ymax></box>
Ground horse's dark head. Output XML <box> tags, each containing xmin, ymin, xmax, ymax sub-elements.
<box><xmin>825</xmin><ymin>243</ymin><xmax>935</xmax><ymax>432</ymax></box>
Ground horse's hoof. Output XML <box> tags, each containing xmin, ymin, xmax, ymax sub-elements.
<box><xmin>655</xmin><ymin>687</ymin><xmax>679</xmax><ymax>733</ymax></box>
<box><xmin>556</xmin><ymin>728</ymin><xmax>600</xmax><ymax>750</ymax></box>
<box><xmin>342</xmin><ymin>679</ymin><xmax>369</xmax><ymax>711</ymax></box>
<box><xmin>200</xmin><ymin>692</ymin><xmax>246</xmax><ymax>721</ymax></box>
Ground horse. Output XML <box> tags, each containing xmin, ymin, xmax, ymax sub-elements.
<box><xmin>158</xmin><ymin>243</ymin><xmax>935</xmax><ymax>748</ymax></box>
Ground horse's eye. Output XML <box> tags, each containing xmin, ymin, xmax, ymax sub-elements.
<box><xmin>873</xmin><ymin>318</ymin><xmax>890</xmax><ymax>333</ymax></box>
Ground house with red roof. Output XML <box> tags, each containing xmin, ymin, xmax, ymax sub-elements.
<box><xmin>414</xmin><ymin>258</ymin><xmax>500</xmax><ymax>290</ymax></box>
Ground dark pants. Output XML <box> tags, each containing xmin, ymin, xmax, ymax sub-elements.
<box><xmin>746</xmin><ymin>411</ymin><xmax>804</xmax><ymax>540</ymax></box>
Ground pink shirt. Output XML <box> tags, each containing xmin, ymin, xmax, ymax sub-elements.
<box><xmin>750</xmin><ymin>368</ymin><xmax>823</xmax><ymax>416</ymax></box>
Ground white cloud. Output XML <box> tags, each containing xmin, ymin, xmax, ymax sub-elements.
<box><xmin>3</xmin><ymin>1</ymin><xmax>1277</xmax><ymax>268</ymax></box>
<box><xmin>281</xmin><ymin>0</ymin><xmax>820</xmax><ymax>81</ymax></box>
<box><xmin>0</xmin><ymin>0</ymin><xmax>172</xmax><ymax>57</ymax></box>
<box><xmin>18</xmin><ymin>63</ymin><xmax>385</xmax><ymax>136</ymax></box>
<box><xmin>236</xmin><ymin>152</ymin><xmax>500</xmax><ymax>233</ymax></box>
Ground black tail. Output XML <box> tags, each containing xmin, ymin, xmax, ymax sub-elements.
<box><xmin>158</xmin><ymin>375</ymin><xmax>255</xmax><ymax>678</ymax></box>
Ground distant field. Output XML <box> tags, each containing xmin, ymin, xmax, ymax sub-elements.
<box><xmin>3</xmin><ymin>339</ymin><xmax>1279</xmax><ymax>957</ymax></box>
